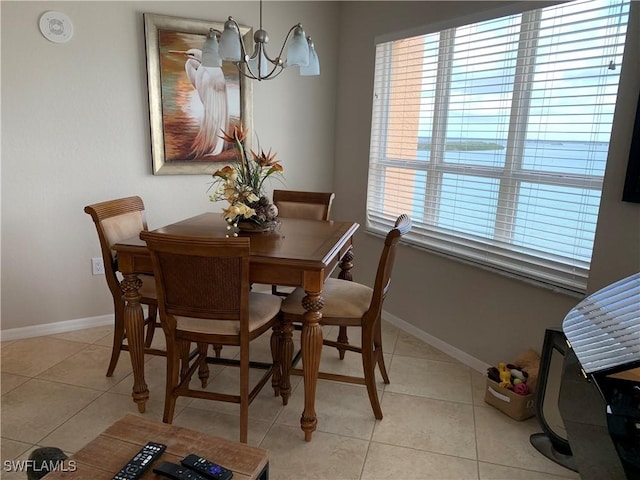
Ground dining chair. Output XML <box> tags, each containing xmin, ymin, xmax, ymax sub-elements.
<box><xmin>279</xmin><ymin>214</ymin><xmax>411</xmax><ymax>419</ymax></box>
<box><xmin>271</xmin><ymin>189</ymin><xmax>335</xmax><ymax>300</ymax></box>
<box><xmin>272</xmin><ymin>189</ymin><xmax>335</xmax><ymax>222</ymax></box>
<box><xmin>140</xmin><ymin>232</ymin><xmax>283</xmax><ymax>443</ymax></box>
<box><xmin>271</xmin><ymin>189</ymin><xmax>356</xmax><ymax>359</ymax></box>
<box><xmin>271</xmin><ymin>190</ymin><xmax>336</xmax><ymax>297</ymax></box>
<box><xmin>273</xmin><ymin>189</ymin><xmax>369</xmax><ymax>363</ymax></box>
<box><xmin>84</xmin><ymin>196</ymin><xmax>163</xmax><ymax>377</ymax></box>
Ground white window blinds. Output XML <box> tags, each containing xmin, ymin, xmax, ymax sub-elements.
<box><xmin>367</xmin><ymin>0</ymin><xmax>629</xmax><ymax>293</ymax></box>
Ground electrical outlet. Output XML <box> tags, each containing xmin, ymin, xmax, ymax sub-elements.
<box><xmin>91</xmin><ymin>257</ymin><xmax>105</xmax><ymax>275</ymax></box>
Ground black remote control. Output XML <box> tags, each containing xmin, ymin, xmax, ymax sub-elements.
<box><xmin>153</xmin><ymin>461</ymin><xmax>209</xmax><ymax>480</ymax></box>
<box><xmin>181</xmin><ymin>454</ymin><xmax>234</xmax><ymax>480</ymax></box>
<box><xmin>112</xmin><ymin>441</ymin><xmax>166</xmax><ymax>480</ymax></box>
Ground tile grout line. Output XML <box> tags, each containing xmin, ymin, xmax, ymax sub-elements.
<box><xmin>1</xmin><ymin>325</ymin><xmax>558</xmax><ymax>479</ymax></box>
<box><xmin>33</xmin><ymin>389</ymin><xmax>113</xmax><ymax>451</ymax></box>
<box><xmin>470</xmin><ymin>368</ymin><xmax>481</xmax><ymax>480</ymax></box>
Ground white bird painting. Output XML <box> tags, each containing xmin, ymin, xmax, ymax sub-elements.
<box><xmin>170</xmin><ymin>48</ymin><xmax>229</xmax><ymax>159</ymax></box>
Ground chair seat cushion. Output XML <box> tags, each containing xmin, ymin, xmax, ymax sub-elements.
<box><xmin>175</xmin><ymin>292</ymin><xmax>282</xmax><ymax>336</ymax></box>
<box><xmin>280</xmin><ymin>278</ymin><xmax>372</xmax><ymax>322</ymax></box>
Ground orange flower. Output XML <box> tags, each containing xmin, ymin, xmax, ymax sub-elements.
<box><xmin>251</xmin><ymin>148</ymin><xmax>278</xmax><ymax>167</ymax></box>
<box><xmin>212</xmin><ymin>165</ymin><xmax>237</xmax><ymax>180</ymax></box>
<box><xmin>219</xmin><ymin>123</ymin><xmax>248</xmax><ymax>144</ymax></box>
<box><xmin>267</xmin><ymin>163</ymin><xmax>284</xmax><ymax>174</ymax></box>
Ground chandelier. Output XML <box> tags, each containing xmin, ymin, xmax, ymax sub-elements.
<box><xmin>200</xmin><ymin>0</ymin><xmax>320</xmax><ymax>80</ymax></box>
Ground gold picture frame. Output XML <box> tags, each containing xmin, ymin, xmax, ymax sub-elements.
<box><xmin>144</xmin><ymin>13</ymin><xmax>253</xmax><ymax>175</ymax></box>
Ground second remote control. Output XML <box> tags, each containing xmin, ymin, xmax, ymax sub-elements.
<box><xmin>112</xmin><ymin>441</ymin><xmax>166</xmax><ymax>480</ymax></box>
<box><xmin>181</xmin><ymin>454</ymin><xmax>234</xmax><ymax>480</ymax></box>
<box><xmin>153</xmin><ymin>462</ymin><xmax>208</xmax><ymax>480</ymax></box>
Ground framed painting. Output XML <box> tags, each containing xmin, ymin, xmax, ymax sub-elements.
<box><xmin>144</xmin><ymin>13</ymin><xmax>253</xmax><ymax>175</ymax></box>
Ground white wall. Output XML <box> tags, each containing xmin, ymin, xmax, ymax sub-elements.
<box><xmin>1</xmin><ymin>1</ymin><xmax>339</xmax><ymax>331</ymax></box>
<box><xmin>332</xmin><ymin>1</ymin><xmax>640</xmax><ymax>366</ymax></box>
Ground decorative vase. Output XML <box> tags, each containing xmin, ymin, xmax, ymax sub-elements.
<box><xmin>237</xmin><ymin>218</ymin><xmax>280</xmax><ymax>233</ymax></box>
<box><xmin>234</xmin><ymin>199</ymin><xmax>280</xmax><ymax>233</ymax></box>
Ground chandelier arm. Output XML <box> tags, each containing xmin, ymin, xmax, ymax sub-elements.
<box><xmin>258</xmin><ymin>63</ymin><xmax>285</xmax><ymax>80</ymax></box>
<box><xmin>239</xmin><ymin>45</ymin><xmax>281</xmax><ymax>80</ymax></box>
<box><xmin>237</xmin><ymin>69</ymin><xmax>259</xmax><ymax>81</ymax></box>
<box><xmin>266</xmin><ymin>23</ymin><xmax>303</xmax><ymax>67</ymax></box>
<box><xmin>260</xmin><ymin>48</ymin><xmax>280</xmax><ymax>66</ymax></box>
<box><xmin>262</xmin><ymin>65</ymin><xmax>287</xmax><ymax>80</ymax></box>
<box><xmin>263</xmin><ymin>64</ymin><xmax>284</xmax><ymax>79</ymax></box>
<box><xmin>240</xmin><ymin>63</ymin><xmax>284</xmax><ymax>81</ymax></box>
<box><xmin>240</xmin><ymin>61</ymin><xmax>260</xmax><ymax>80</ymax></box>
<box><xmin>236</xmin><ymin>60</ymin><xmax>285</xmax><ymax>81</ymax></box>
<box><xmin>246</xmin><ymin>39</ymin><xmax>284</xmax><ymax>80</ymax></box>
<box><xmin>245</xmin><ymin>48</ymin><xmax>260</xmax><ymax>62</ymax></box>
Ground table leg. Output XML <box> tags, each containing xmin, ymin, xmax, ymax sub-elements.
<box><xmin>271</xmin><ymin>322</ymin><xmax>282</xmax><ymax>398</ymax></box>
<box><xmin>338</xmin><ymin>249</ymin><xmax>354</xmax><ymax>281</ymax></box>
<box><xmin>278</xmin><ymin>318</ymin><xmax>293</xmax><ymax>405</ymax></box>
<box><xmin>120</xmin><ymin>273</ymin><xmax>149</xmax><ymax>413</ymax></box>
<box><xmin>336</xmin><ymin>249</ymin><xmax>355</xmax><ymax>359</ymax></box>
<box><xmin>300</xmin><ymin>290</ymin><xmax>324</xmax><ymax>441</ymax></box>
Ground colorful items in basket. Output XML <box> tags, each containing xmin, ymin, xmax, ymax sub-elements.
<box><xmin>487</xmin><ymin>349</ymin><xmax>540</xmax><ymax>396</ymax></box>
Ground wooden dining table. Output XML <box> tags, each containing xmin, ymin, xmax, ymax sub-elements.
<box><xmin>112</xmin><ymin>213</ymin><xmax>359</xmax><ymax>441</ymax></box>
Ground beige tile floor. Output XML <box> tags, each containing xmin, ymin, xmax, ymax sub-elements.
<box><xmin>0</xmin><ymin>322</ymin><xmax>580</xmax><ymax>480</ymax></box>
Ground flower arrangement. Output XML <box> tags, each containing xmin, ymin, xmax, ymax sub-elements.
<box><xmin>208</xmin><ymin>123</ymin><xmax>283</xmax><ymax>229</ymax></box>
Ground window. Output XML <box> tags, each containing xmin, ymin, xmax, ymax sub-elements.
<box><xmin>367</xmin><ymin>0</ymin><xmax>630</xmax><ymax>293</ymax></box>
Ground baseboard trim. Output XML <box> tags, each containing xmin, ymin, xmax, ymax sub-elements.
<box><xmin>0</xmin><ymin>315</ymin><xmax>114</xmax><ymax>342</ymax></box>
<box><xmin>2</xmin><ymin>309</ymin><xmax>488</xmax><ymax>374</ymax></box>
<box><xmin>382</xmin><ymin>309</ymin><xmax>490</xmax><ymax>374</ymax></box>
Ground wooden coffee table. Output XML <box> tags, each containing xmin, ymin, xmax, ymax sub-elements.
<box><xmin>43</xmin><ymin>415</ymin><xmax>269</xmax><ymax>479</ymax></box>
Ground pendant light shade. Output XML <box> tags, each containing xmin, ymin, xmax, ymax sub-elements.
<box><xmin>300</xmin><ymin>38</ymin><xmax>320</xmax><ymax>76</ymax></box>
<box><xmin>219</xmin><ymin>20</ymin><xmax>242</xmax><ymax>62</ymax></box>
<box><xmin>201</xmin><ymin>30</ymin><xmax>223</xmax><ymax>68</ymax></box>
<box><xmin>285</xmin><ymin>25</ymin><xmax>310</xmax><ymax>67</ymax></box>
